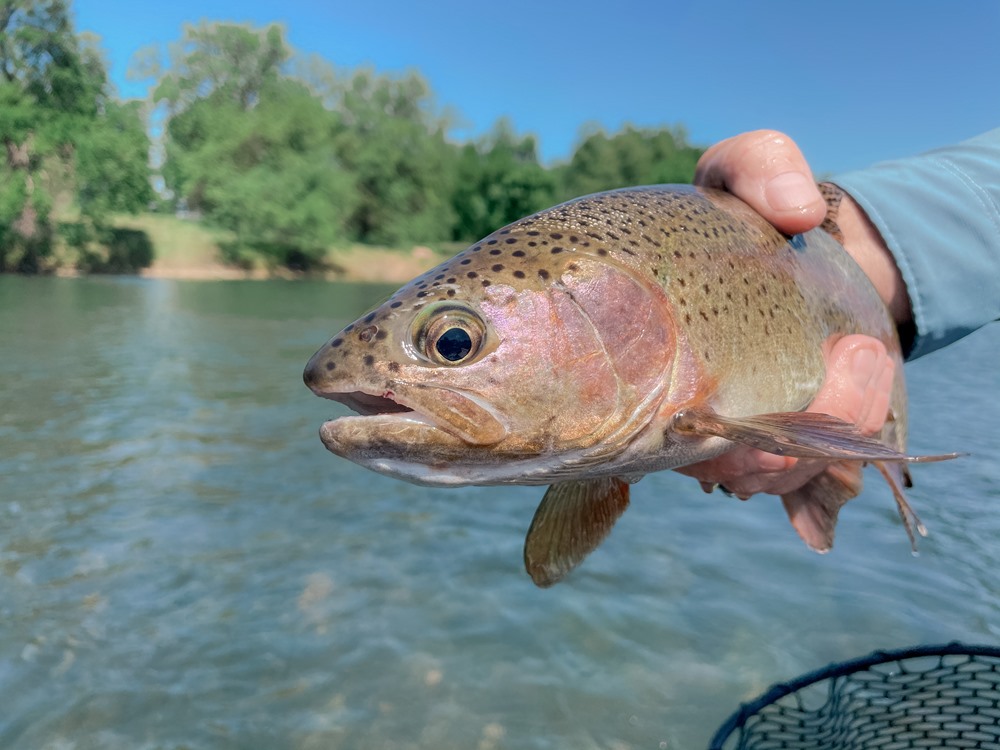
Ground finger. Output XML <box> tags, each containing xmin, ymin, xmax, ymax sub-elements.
<box><xmin>677</xmin><ymin>446</ymin><xmax>796</xmax><ymax>498</ymax></box>
<box><xmin>694</xmin><ymin>129</ymin><xmax>826</xmax><ymax>235</ymax></box>
<box><xmin>811</xmin><ymin>335</ymin><xmax>893</xmax><ymax>436</ymax></box>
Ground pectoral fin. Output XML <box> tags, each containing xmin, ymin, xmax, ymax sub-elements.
<box><xmin>674</xmin><ymin>408</ymin><xmax>959</xmax><ymax>462</ymax></box>
<box><xmin>523</xmin><ymin>477</ymin><xmax>630</xmax><ymax>588</ymax></box>
<box><xmin>675</xmin><ymin>407</ymin><xmax>958</xmax><ymax>552</ymax></box>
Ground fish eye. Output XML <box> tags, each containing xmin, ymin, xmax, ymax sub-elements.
<box><xmin>435</xmin><ymin>327</ymin><xmax>473</xmax><ymax>362</ymax></box>
<box><xmin>414</xmin><ymin>304</ymin><xmax>487</xmax><ymax>366</ymax></box>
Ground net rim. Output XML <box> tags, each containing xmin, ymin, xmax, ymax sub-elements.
<box><xmin>707</xmin><ymin>641</ymin><xmax>1000</xmax><ymax>749</ymax></box>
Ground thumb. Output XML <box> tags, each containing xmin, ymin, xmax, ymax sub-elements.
<box><xmin>695</xmin><ymin>130</ymin><xmax>826</xmax><ymax>235</ymax></box>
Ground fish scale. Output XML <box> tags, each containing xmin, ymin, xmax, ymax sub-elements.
<box><xmin>305</xmin><ymin>185</ymin><xmax>956</xmax><ymax>587</ymax></box>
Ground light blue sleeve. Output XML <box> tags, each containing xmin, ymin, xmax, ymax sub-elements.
<box><xmin>833</xmin><ymin>128</ymin><xmax>1000</xmax><ymax>360</ymax></box>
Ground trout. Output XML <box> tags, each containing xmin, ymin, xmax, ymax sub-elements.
<box><xmin>303</xmin><ymin>185</ymin><xmax>956</xmax><ymax>587</ymax></box>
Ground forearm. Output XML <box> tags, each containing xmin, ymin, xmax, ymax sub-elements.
<box><xmin>832</xmin><ymin>129</ymin><xmax>1000</xmax><ymax>359</ymax></box>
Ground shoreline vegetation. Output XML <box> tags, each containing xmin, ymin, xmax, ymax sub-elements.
<box><xmin>53</xmin><ymin>212</ymin><xmax>455</xmax><ymax>284</ymax></box>
<box><xmin>0</xmin><ymin>8</ymin><xmax>702</xmax><ymax>281</ymax></box>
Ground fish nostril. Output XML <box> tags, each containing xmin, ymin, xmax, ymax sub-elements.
<box><xmin>303</xmin><ymin>354</ymin><xmax>333</xmax><ymax>390</ymax></box>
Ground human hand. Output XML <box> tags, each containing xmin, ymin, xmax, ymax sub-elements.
<box><xmin>694</xmin><ymin>129</ymin><xmax>828</xmax><ymax>235</ymax></box>
<box><xmin>675</xmin><ymin>334</ymin><xmax>895</xmax><ymax>498</ymax></box>
<box><xmin>679</xmin><ymin>130</ymin><xmax>902</xmax><ymax>499</ymax></box>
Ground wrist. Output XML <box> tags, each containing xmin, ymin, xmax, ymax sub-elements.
<box><xmin>835</xmin><ymin>195</ymin><xmax>913</xmax><ymax>328</ymax></box>
<box><xmin>821</xmin><ymin>183</ymin><xmax>913</xmax><ymax>331</ymax></box>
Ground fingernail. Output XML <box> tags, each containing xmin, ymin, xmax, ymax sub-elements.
<box><xmin>765</xmin><ymin>172</ymin><xmax>817</xmax><ymax>213</ymax></box>
<box><xmin>852</xmin><ymin>347</ymin><xmax>877</xmax><ymax>389</ymax></box>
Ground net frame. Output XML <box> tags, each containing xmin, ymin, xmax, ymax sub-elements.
<box><xmin>709</xmin><ymin>642</ymin><xmax>1000</xmax><ymax>750</ymax></box>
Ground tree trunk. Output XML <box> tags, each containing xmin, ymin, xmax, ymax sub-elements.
<box><xmin>4</xmin><ymin>132</ymin><xmax>38</xmax><ymax>240</ymax></box>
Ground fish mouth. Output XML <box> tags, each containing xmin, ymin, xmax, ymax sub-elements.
<box><xmin>325</xmin><ymin>389</ymin><xmax>415</xmax><ymax>417</ymax></box>
<box><xmin>312</xmin><ymin>381</ymin><xmax>509</xmax><ymax>453</ymax></box>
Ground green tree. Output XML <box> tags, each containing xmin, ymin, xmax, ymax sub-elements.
<box><xmin>151</xmin><ymin>21</ymin><xmax>287</xmax><ymax>114</ymax></box>
<box><xmin>450</xmin><ymin>118</ymin><xmax>555</xmax><ymax>241</ymax></box>
<box><xmin>148</xmin><ymin>22</ymin><xmax>355</xmax><ymax>268</ymax></box>
<box><xmin>0</xmin><ymin>0</ymin><xmax>152</xmax><ymax>272</ymax></box>
<box><xmin>332</xmin><ymin>68</ymin><xmax>457</xmax><ymax>246</ymax></box>
<box><xmin>557</xmin><ymin>124</ymin><xmax>703</xmax><ymax>201</ymax></box>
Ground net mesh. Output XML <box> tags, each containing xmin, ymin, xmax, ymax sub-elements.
<box><xmin>710</xmin><ymin>643</ymin><xmax>1000</xmax><ymax>750</ymax></box>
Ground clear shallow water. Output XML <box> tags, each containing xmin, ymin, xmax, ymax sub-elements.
<box><xmin>0</xmin><ymin>276</ymin><xmax>998</xmax><ymax>750</ymax></box>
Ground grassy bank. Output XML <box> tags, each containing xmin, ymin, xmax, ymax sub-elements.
<box><xmin>109</xmin><ymin>213</ymin><xmax>455</xmax><ymax>283</ymax></box>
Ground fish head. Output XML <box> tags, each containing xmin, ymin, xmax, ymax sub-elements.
<box><xmin>304</xmin><ymin>223</ymin><xmax>676</xmax><ymax>485</ymax></box>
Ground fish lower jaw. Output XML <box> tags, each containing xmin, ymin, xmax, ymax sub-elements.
<box><xmin>322</xmin><ymin>430</ymin><xmax>632</xmax><ymax>487</ymax></box>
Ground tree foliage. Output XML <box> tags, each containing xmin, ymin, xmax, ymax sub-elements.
<box><xmin>2</xmin><ymin>7</ymin><xmax>707</xmax><ymax>274</ymax></box>
<box><xmin>331</xmin><ymin>68</ymin><xmax>456</xmax><ymax>246</ymax></box>
<box><xmin>151</xmin><ymin>24</ymin><xmax>356</xmax><ymax>268</ymax></box>
<box><xmin>450</xmin><ymin>118</ymin><xmax>555</xmax><ymax>241</ymax></box>
<box><xmin>0</xmin><ymin>0</ymin><xmax>152</xmax><ymax>272</ymax></box>
<box><xmin>556</xmin><ymin>124</ymin><xmax>703</xmax><ymax>200</ymax></box>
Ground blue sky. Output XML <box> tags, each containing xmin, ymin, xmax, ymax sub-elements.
<box><xmin>75</xmin><ymin>1</ymin><xmax>999</xmax><ymax>175</ymax></box>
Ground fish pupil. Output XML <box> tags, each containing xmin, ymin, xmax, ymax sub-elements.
<box><xmin>436</xmin><ymin>328</ymin><xmax>473</xmax><ymax>362</ymax></box>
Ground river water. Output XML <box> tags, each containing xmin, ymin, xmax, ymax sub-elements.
<box><xmin>1</xmin><ymin>276</ymin><xmax>997</xmax><ymax>749</ymax></box>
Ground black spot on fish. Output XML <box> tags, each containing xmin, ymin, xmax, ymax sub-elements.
<box><xmin>363</xmin><ymin>355</ymin><xmax>375</xmax><ymax>366</ymax></box>
<box><xmin>512</xmin><ymin>250</ymin><xmax>526</xmax><ymax>257</ymax></box>
<box><xmin>331</xmin><ymin>338</ymin><xmax>344</xmax><ymax>348</ymax></box>
<box><xmin>390</xmin><ymin>301</ymin><xmax>402</xmax><ymax>309</ymax></box>
<box><xmin>492</xmin><ymin>264</ymin><xmax>504</xmax><ymax>272</ymax></box>
<box><xmin>325</xmin><ymin>362</ymin><xmax>335</xmax><ymax>371</ymax></box>
<box><xmin>505</xmin><ymin>238</ymin><xmax>517</xmax><ymax>244</ymax></box>
<box><xmin>490</xmin><ymin>249</ymin><xmax>502</xmax><ymax>256</ymax></box>
<box><xmin>538</xmin><ymin>269</ymin><xmax>550</xmax><ymax>280</ymax></box>
<box><xmin>513</xmin><ymin>270</ymin><xmax>525</xmax><ymax>279</ymax></box>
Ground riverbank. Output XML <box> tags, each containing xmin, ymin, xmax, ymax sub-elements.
<box><xmin>137</xmin><ymin>244</ymin><xmax>445</xmax><ymax>283</ymax></box>
<box><xmin>108</xmin><ymin>213</ymin><xmax>452</xmax><ymax>284</ymax></box>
